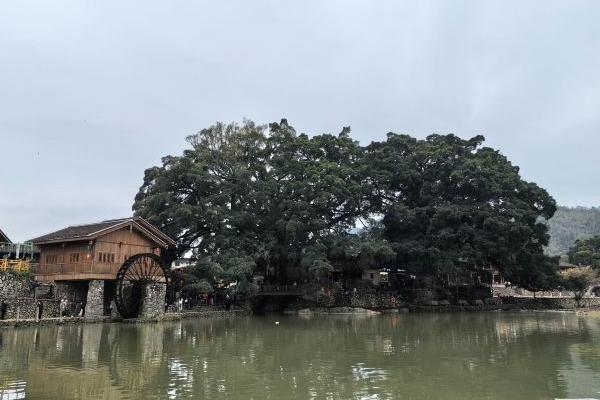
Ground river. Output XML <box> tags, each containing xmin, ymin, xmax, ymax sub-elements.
<box><xmin>1</xmin><ymin>312</ymin><xmax>600</xmax><ymax>399</ymax></box>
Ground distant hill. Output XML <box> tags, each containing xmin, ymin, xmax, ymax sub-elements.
<box><xmin>546</xmin><ymin>206</ymin><xmax>600</xmax><ymax>256</ymax></box>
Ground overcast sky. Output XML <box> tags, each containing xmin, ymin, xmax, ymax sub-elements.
<box><xmin>1</xmin><ymin>1</ymin><xmax>599</xmax><ymax>241</ymax></box>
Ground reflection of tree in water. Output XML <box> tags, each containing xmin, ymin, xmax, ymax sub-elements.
<box><xmin>152</xmin><ymin>314</ymin><xmax>600</xmax><ymax>400</ymax></box>
<box><xmin>569</xmin><ymin>315</ymin><xmax>600</xmax><ymax>374</ymax></box>
<box><xmin>1</xmin><ymin>313</ymin><xmax>600</xmax><ymax>399</ymax></box>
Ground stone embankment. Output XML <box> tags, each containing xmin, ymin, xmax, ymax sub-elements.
<box><xmin>123</xmin><ymin>309</ymin><xmax>248</xmax><ymax>323</ymax></box>
<box><xmin>500</xmin><ymin>296</ymin><xmax>600</xmax><ymax>310</ymax></box>
<box><xmin>283</xmin><ymin>289</ymin><xmax>600</xmax><ymax>314</ymax></box>
<box><xmin>0</xmin><ymin>272</ymin><xmax>30</xmax><ymax>297</ymax></box>
<box><xmin>286</xmin><ymin>307</ymin><xmax>380</xmax><ymax>315</ymax></box>
<box><xmin>0</xmin><ymin>309</ymin><xmax>249</xmax><ymax>328</ymax></box>
<box><xmin>1</xmin><ymin>272</ymin><xmax>60</xmax><ymax>320</ymax></box>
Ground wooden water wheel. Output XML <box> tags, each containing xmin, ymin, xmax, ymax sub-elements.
<box><xmin>114</xmin><ymin>253</ymin><xmax>170</xmax><ymax>318</ymax></box>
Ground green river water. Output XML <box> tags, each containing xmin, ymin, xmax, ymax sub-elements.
<box><xmin>1</xmin><ymin>312</ymin><xmax>600</xmax><ymax>399</ymax></box>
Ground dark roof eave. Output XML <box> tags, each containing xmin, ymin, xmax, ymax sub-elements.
<box><xmin>31</xmin><ymin>217</ymin><xmax>176</xmax><ymax>248</ymax></box>
<box><xmin>0</xmin><ymin>228</ymin><xmax>11</xmax><ymax>243</ymax></box>
<box><xmin>134</xmin><ymin>217</ymin><xmax>177</xmax><ymax>247</ymax></box>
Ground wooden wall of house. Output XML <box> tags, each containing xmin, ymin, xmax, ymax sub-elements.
<box><xmin>92</xmin><ymin>227</ymin><xmax>159</xmax><ymax>275</ymax></box>
<box><xmin>36</xmin><ymin>227</ymin><xmax>161</xmax><ymax>279</ymax></box>
<box><xmin>37</xmin><ymin>242</ymin><xmax>92</xmax><ymax>275</ymax></box>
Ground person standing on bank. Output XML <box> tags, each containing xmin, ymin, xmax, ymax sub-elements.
<box><xmin>37</xmin><ymin>301</ymin><xmax>44</xmax><ymax>320</ymax></box>
<box><xmin>224</xmin><ymin>293</ymin><xmax>232</xmax><ymax>310</ymax></box>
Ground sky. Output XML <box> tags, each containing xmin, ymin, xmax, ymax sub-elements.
<box><xmin>1</xmin><ymin>1</ymin><xmax>599</xmax><ymax>242</ymax></box>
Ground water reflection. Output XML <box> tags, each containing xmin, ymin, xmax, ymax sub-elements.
<box><xmin>0</xmin><ymin>313</ymin><xmax>600</xmax><ymax>399</ymax></box>
<box><xmin>0</xmin><ymin>380</ymin><xmax>26</xmax><ymax>400</ymax></box>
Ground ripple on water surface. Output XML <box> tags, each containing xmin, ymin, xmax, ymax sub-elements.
<box><xmin>1</xmin><ymin>312</ymin><xmax>600</xmax><ymax>399</ymax></box>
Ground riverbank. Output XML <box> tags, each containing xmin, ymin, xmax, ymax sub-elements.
<box><xmin>3</xmin><ymin>306</ymin><xmax>600</xmax><ymax>329</ymax></box>
<box><xmin>2</xmin><ymin>297</ymin><xmax>600</xmax><ymax>328</ymax></box>
<box><xmin>0</xmin><ymin>309</ymin><xmax>248</xmax><ymax>328</ymax></box>
<box><xmin>283</xmin><ymin>296</ymin><xmax>600</xmax><ymax>315</ymax></box>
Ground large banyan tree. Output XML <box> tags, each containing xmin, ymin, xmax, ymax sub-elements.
<box><xmin>133</xmin><ymin>120</ymin><xmax>558</xmax><ymax>291</ymax></box>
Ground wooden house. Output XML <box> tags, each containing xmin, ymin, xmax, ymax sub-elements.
<box><xmin>32</xmin><ymin>217</ymin><xmax>176</xmax><ymax>282</ymax></box>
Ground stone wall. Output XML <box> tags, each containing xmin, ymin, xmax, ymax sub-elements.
<box><xmin>500</xmin><ymin>296</ymin><xmax>600</xmax><ymax>309</ymax></box>
<box><xmin>279</xmin><ymin>290</ymin><xmax>405</xmax><ymax>311</ymax></box>
<box><xmin>350</xmin><ymin>292</ymin><xmax>404</xmax><ymax>309</ymax></box>
<box><xmin>55</xmin><ymin>282</ymin><xmax>89</xmax><ymax>317</ymax></box>
<box><xmin>493</xmin><ymin>286</ymin><xmax>576</xmax><ymax>298</ymax></box>
<box><xmin>1</xmin><ymin>272</ymin><xmax>60</xmax><ymax>320</ymax></box>
<box><xmin>85</xmin><ymin>280</ymin><xmax>104</xmax><ymax>317</ymax></box>
<box><xmin>0</xmin><ymin>272</ymin><xmax>32</xmax><ymax>298</ymax></box>
<box><xmin>1</xmin><ymin>298</ymin><xmax>60</xmax><ymax>319</ymax></box>
<box><xmin>139</xmin><ymin>283</ymin><xmax>166</xmax><ymax>319</ymax></box>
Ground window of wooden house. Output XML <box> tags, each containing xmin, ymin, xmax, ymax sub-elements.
<box><xmin>69</xmin><ymin>253</ymin><xmax>80</xmax><ymax>263</ymax></box>
<box><xmin>46</xmin><ymin>255</ymin><xmax>58</xmax><ymax>264</ymax></box>
<box><xmin>96</xmin><ymin>252</ymin><xmax>118</xmax><ymax>263</ymax></box>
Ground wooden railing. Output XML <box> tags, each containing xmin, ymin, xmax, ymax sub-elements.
<box><xmin>0</xmin><ymin>259</ymin><xmax>30</xmax><ymax>273</ymax></box>
<box><xmin>35</xmin><ymin>262</ymin><xmax>119</xmax><ymax>276</ymax></box>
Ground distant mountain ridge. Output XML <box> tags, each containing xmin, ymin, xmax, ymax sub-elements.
<box><xmin>546</xmin><ymin>206</ymin><xmax>600</xmax><ymax>256</ymax></box>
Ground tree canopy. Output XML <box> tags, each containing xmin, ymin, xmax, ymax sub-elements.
<box><xmin>133</xmin><ymin>120</ymin><xmax>559</xmax><ymax>291</ymax></box>
<box><xmin>568</xmin><ymin>236</ymin><xmax>600</xmax><ymax>268</ymax></box>
<box><xmin>365</xmin><ymin>133</ymin><xmax>558</xmax><ymax>290</ymax></box>
<box><xmin>561</xmin><ymin>266</ymin><xmax>596</xmax><ymax>306</ymax></box>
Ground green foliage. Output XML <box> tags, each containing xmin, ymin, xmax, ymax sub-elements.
<box><xmin>301</xmin><ymin>243</ymin><xmax>333</xmax><ymax>275</ymax></box>
<box><xmin>326</xmin><ymin>236</ymin><xmax>396</xmax><ymax>271</ymax></box>
<box><xmin>546</xmin><ymin>207</ymin><xmax>600</xmax><ymax>256</ymax></box>
<box><xmin>365</xmin><ymin>133</ymin><xmax>558</xmax><ymax>291</ymax></box>
<box><xmin>134</xmin><ymin>120</ymin><xmax>558</xmax><ymax>290</ymax></box>
<box><xmin>134</xmin><ymin>120</ymin><xmax>366</xmax><ymax>283</ymax></box>
<box><xmin>182</xmin><ymin>280</ymin><xmax>214</xmax><ymax>297</ymax></box>
<box><xmin>568</xmin><ymin>236</ymin><xmax>600</xmax><ymax>268</ymax></box>
<box><xmin>562</xmin><ymin>266</ymin><xmax>596</xmax><ymax>305</ymax></box>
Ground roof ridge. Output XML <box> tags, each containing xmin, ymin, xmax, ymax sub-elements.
<box><xmin>30</xmin><ymin>216</ymin><xmax>175</xmax><ymax>247</ymax></box>
<box><xmin>63</xmin><ymin>217</ymin><xmax>133</xmax><ymax>229</ymax></box>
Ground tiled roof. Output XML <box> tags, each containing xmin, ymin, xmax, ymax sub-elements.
<box><xmin>30</xmin><ymin>217</ymin><xmax>176</xmax><ymax>247</ymax></box>
<box><xmin>0</xmin><ymin>228</ymin><xmax>10</xmax><ymax>243</ymax></box>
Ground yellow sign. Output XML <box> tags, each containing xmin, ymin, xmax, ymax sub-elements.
<box><xmin>0</xmin><ymin>259</ymin><xmax>30</xmax><ymax>273</ymax></box>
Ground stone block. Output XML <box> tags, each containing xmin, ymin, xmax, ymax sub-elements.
<box><xmin>85</xmin><ymin>280</ymin><xmax>105</xmax><ymax>317</ymax></box>
<box><xmin>139</xmin><ymin>283</ymin><xmax>166</xmax><ymax>319</ymax></box>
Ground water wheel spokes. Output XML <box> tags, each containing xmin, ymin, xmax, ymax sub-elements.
<box><xmin>115</xmin><ymin>253</ymin><xmax>170</xmax><ymax>318</ymax></box>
